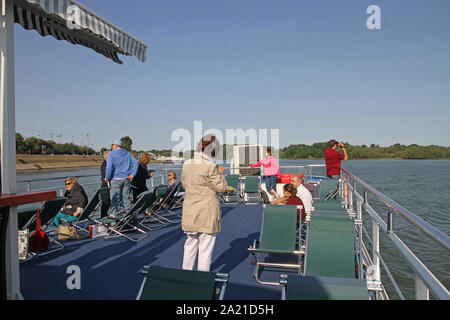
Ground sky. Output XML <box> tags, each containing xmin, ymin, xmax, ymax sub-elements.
<box><xmin>14</xmin><ymin>0</ymin><xmax>450</xmax><ymax>151</ymax></box>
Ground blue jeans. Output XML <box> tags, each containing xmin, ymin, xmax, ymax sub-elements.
<box><xmin>53</xmin><ymin>212</ymin><xmax>78</xmax><ymax>227</ymax></box>
<box><xmin>264</xmin><ymin>175</ymin><xmax>278</xmax><ymax>193</ymax></box>
<box><xmin>110</xmin><ymin>178</ymin><xmax>132</xmax><ymax>215</ymax></box>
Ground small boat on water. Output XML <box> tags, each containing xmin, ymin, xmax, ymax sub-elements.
<box><xmin>4</xmin><ymin>163</ymin><xmax>449</xmax><ymax>300</ymax></box>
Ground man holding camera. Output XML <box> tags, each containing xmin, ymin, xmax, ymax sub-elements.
<box><xmin>324</xmin><ymin>139</ymin><xmax>349</xmax><ymax>179</ymax></box>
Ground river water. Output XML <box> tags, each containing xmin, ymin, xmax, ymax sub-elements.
<box><xmin>16</xmin><ymin>159</ymin><xmax>450</xmax><ymax>299</ymax></box>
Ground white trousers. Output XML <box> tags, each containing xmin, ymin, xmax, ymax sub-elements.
<box><xmin>182</xmin><ymin>232</ymin><xmax>217</xmax><ymax>272</ymax></box>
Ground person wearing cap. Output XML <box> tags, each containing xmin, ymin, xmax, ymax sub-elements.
<box><xmin>324</xmin><ymin>139</ymin><xmax>349</xmax><ymax>179</ymax></box>
<box><xmin>105</xmin><ymin>140</ymin><xmax>139</xmax><ymax>215</ymax></box>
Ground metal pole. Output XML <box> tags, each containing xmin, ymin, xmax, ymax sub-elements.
<box><xmin>415</xmin><ymin>274</ymin><xmax>430</xmax><ymax>300</ymax></box>
<box><xmin>0</xmin><ymin>0</ymin><xmax>22</xmax><ymax>300</ymax></box>
<box><xmin>357</xmin><ymin>199</ymin><xmax>363</xmax><ymax>279</ymax></box>
<box><xmin>372</xmin><ymin>220</ymin><xmax>381</xmax><ymax>283</ymax></box>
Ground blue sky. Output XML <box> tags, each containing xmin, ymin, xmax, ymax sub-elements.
<box><xmin>14</xmin><ymin>0</ymin><xmax>450</xmax><ymax>151</ymax></box>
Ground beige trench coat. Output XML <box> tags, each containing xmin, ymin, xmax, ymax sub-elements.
<box><xmin>181</xmin><ymin>152</ymin><xmax>228</xmax><ymax>234</ymax></box>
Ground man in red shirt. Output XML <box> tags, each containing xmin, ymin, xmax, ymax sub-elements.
<box><xmin>324</xmin><ymin>140</ymin><xmax>349</xmax><ymax>179</ymax></box>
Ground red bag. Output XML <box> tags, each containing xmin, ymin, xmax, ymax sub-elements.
<box><xmin>29</xmin><ymin>208</ymin><xmax>50</xmax><ymax>252</ymax></box>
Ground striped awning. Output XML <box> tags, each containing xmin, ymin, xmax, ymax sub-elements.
<box><xmin>13</xmin><ymin>0</ymin><xmax>147</xmax><ymax>64</ymax></box>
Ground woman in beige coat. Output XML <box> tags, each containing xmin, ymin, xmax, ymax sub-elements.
<box><xmin>181</xmin><ymin>135</ymin><xmax>228</xmax><ymax>272</ymax></box>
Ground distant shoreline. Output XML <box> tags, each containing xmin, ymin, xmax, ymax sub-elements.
<box><xmin>16</xmin><ymin>154</ymin><xmax>450</xmax><ymax>173</ymax></box>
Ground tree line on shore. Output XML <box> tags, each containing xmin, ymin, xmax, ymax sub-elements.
<box><xmin>279</xmin><ymin>142</ymin><xmax>450</xmax><ymax>160</ymax></box>
<box><xmin>15</xmin><ymin>133</ymin><xmax>450</xmax><ymax>160</ymax></box>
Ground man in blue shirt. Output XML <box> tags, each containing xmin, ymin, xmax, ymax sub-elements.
<box><xmin>105</xmin><ymin>140</ymin><xmax>138</xmax><ymax>215</ymax></box>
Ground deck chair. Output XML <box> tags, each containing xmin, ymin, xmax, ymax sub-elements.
<box><xmin>222</xmin><ymin>174</ymin><xmax>241</xmax><ymax>203</ymax></box>
<box><xmin>21</xmin><ymin>197</ymin><xmax>68</xmax><ymax>257</ymax></box>
<box><xmin>169</xmin><ymin>183</ymin><xmax>185</xmax><ymax>209</ymax></box>
<box><xmin>304</xmin><ymin>215</ymin><xmax>356</xmax><ymax>279</ymax></box>
<box><xmin>320</xmin><ymin>179</ymin><xmax>340</xmax><ymax>201</ymax></box>
<box><xmin>142</xmin><ymin>184</ymin><xmax>181</xmax><ymax>226</ymax></box>
<box><xmin>96</xmin><ymin>191</ymin><xmax>153</xmax><ymax>242</ymax></box>
<box><xmin>243</xmin><ymin>176</ymin><xmax>262</xmax><ymax>204</ymax></box>
<box><xmin>248</xmin><ymin>205</ymin><xmax>304</xmax><ymax>285</ymax></box>
<box><xmin>136</xmin><ymin>266</ymin><xmax>229</xmax><ymax>300</ymax></box>
<box><xmin>65</xmin><ymin>187</ymin><xmax>110</xmax><ymax>234</ymax></box>
<box><xmin>280</xmin><ymin>274</ymin><xmax>369</xmax><ymax>300</ymax></box>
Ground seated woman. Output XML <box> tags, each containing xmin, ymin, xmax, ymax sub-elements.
<box><xmin>131</xmin><ymin>153</ymin><xmax>153</xmax><ymax>203</ymax></box>
<box><xmin>53</xmin><ymin>177</ymin><xmax>88</xmax><ymax>227</ymax></box>
<box><xmin>271</xmin><ymin>183</ymin><xmax>306</xmax><ymax>224</ymax></box>
<box><xmin>158</xmin><ymin>171</ymin><xmax>178</xmax><ymax>205</ymax></box>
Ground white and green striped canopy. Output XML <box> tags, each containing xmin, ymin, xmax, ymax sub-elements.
<box><xmin>13</xmin><ymin>0</ymin><xmax>147</xmax><ymax>63</ymax></box>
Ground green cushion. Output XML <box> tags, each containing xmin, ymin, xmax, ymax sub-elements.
<box><xmin>139</xmin><ymin>266</ymin><xmax>217</xmax><ymax>300</ymax></box>
<box><xmin>226</xmin><ymin>174</ymin><xmax>240</xmax><ymax>190</ymax></box>
<box><xmin>286</xmin><ymin>275</ymin><xmax>369</xmax><ymax>300</ymax></box>
<box><xmin>319</xmin><ymin>179</ymin><xmax>339</xmax><ymax>200</ymax></box>
<box><xmin>258</xmin><ymin>205</ymin><xmax>298</xmax><ymax>253</ymax></box>
<box><xmin>40</xmin><ymin>197</ymin><xmax>67</xmax><ymax>226</ymax></box>
<box><xmin>312</xmin><ymin>209</ymin><xmax>348</xmax><ymax>219</ymax></box>
<box><xmin>306</xmin><ymin>216</ymin><xmax>356</xmax><ymax>278</ymax></box>
<box><xmin>313</xmin><ymin>200</ymin><xmax>344</xmax><ymax>211</ymax></box>
<box><xmin>244</xmin><ymin>176</ymin><xmax>260</xmax><ymax>193</ymax></box>
<box><xmin>18</xmin><ymin>208</ymin><xmax>37</xmax><ymax>230</ymax></box>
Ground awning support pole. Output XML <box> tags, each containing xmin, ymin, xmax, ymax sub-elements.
<box><xmin>1</xmin><ymin>0</ymin><xmax>22</xmax><ymax>300</ymax></box>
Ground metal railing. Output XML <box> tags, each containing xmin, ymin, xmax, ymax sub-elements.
<box><xmin>339</xmin><ymin>168</ymin><xmax>450</xmax><ymax>300</ymax></box>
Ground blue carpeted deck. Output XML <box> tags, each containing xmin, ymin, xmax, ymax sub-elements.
<box><xmin>20</xmin><ymin>204</ymin><xmax>286</xmax><ymax>300</ymax></box>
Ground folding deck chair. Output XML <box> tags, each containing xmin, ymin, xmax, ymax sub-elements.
<box><xmin>141</xmin><ymin>184</ymin><xmax>181</xmax><ymax>227</ymax></box>
<box><xmin>96</xmin><ymin>191</ymin><xmax>154</xmax><ymax>242</ymax></box>
<box><xmin>243</xmin><ymin>176</ymin><xmax>262</xmax><ymax>204</ymax></box>
<box><xmin>279</xmin><ymin>211</ymin><xmax>369</xmax><ymax>300</ymax></box>
<box><xmin>136</xmin><ymin>266</ymin><xmax>229</xmax><ymax>300</ymax></box>
<box><xmin>280</xmin><ymin>274</ymin><xmax>369</xmax><ymax>300</ymax></box>
<box><xmin>18</xmin><ymin>197</ymin><xmax>67</xmax><ymax>257</ymax></box>
<box><xmin>248</xmin><ymin>205</ymin><xmax>304</xmax><ymax>285</ymax></box>
<box><xmin>64</xmin><ymin>187</ymin><xmax>110</xmax><ymax>234</ymax></box>
<box><xmin>320</xmin><ymin>179</ymin><xmax>340</xmax><ymax>201</ymax></box>
<box><xmin>222</xmin><ymin>174</ymin><xmax>241</xmax><ymax>203</ymax></box>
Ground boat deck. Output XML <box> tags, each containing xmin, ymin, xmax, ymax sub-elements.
<box><xmin>20</xmin><ymin>204</ymin><xmax>294</xmax><ymax>300</ymax></box>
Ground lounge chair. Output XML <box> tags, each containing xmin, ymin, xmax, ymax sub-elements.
<box><xmin>222</xmin><ymin>174</ymin><xmax>241</xmax><ymax>203</ymax></box>
<box><xmin>248</xmin><ymin>204</ymin><xmax>304</xmax><ymax>285</ymax></box>
<box><xmin>18</xmin><ymin>197</ymin><xmax>67</xmax><ymax>257</ymax></box>
<box><xmin>141</xmin><ymin>184</ymin><xmax>181</xmax><ymax>227</ymax></box>
<box><xmin>320</xmin><ymin>179</ymin><xmax>340</xmax><ymax>201</ymax></box>
<box><xmin>242</xmin><ymin>176</ymin><xmax>262</xmax><ymax>204</ymax></box>
<box><xmin>64</xmin><ymin>187</ymin><xmax>111</xmax><ymax>234</ymax></box>
<box><xmin>304</xmin><ymin>215</ymin><xmax>356</xmax><ymax>279</ymax></box>
<box><xmin>96</xmin><ymin>191</ymin><xmax>154</xmax><ymax>242</ymax></box>
<box><xmin>136</xmin><ymin>265</ymin><xmax>229</xmax><ymax>300</ymax></box>
<box><xmin>279</xmin><ymin>274</ymin><xmax>369</xmax><ymax>300</ymax></box>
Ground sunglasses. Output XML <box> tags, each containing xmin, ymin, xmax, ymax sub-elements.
<box><xmin>65</xmin><ymin>182</ymin><xmax>72</xmax><ymax>186</ymax></box>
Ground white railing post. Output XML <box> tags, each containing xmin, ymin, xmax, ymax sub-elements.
<box><xmin>372</xmin><ymin>220</ymin><xmax>381</xmax><ymax>282</ymax></box>
<box><xmin>415</xmin><ymin>275</ymin><xmax>430</xmax><ymax>300</ymax></box>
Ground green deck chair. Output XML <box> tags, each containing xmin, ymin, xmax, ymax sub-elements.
<box><xmin>67</xmin><ymin>187</ymin><xmax>110</xmax><ymax>234</ymax></box>
<box><xmin>243</xmin><ymin>176</ymin><xmax>261</xmax><ymax>204</ymax></box>
<box><xmin>136</xmin><ymin>266</ymin><xmax>229</xmax><ymax>300</ymax></box>
<box><xmin>30</xmin><ymin>197</ymin><xmax>67</xmax><ymax>256</ymax></box>
<box><xmin>97</xmin><ymin>191</ymin><xmax>154</xmax><ymax>242</ymax></box>
<box><xmin>304</xmin><ymin>216</ymin><xmax>356</xmax><ymax>279</ymax></box>
<box><xmin>280</xmin><ymin>275</ymin><xmax>369</xmax><ymax>300</ymax></box>
<box><xmin>223</xmin><ymin>174</ymin><xmax>241</xmax><ymax>203</ymax></box>
<box><xmin>248</xmin><ymin>205</ymin><xmax>304</xmax><ymax>285</ymax></box>
<box><xmin>319</xmin><ymin>179</ymin><xmax>340</xmax><ymax>201</ymax></box>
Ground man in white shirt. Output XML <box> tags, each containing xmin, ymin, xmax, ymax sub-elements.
<box><xmin>291</xmin><ymin>175</ymin><xmax>313</xmax><ymax>214</ymax></box>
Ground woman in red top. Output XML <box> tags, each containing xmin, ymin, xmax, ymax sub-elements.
<box><xmin>271</xmin><ymin>183</ymin><xmax>305</xmax><ymax>224</ymax></box>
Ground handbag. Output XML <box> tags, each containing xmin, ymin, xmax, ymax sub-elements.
<box><xmin>29</xmin><ymin>208</ymin><xmax>50</xmax><ymax>252</ymax></box>
<box><xmin>57</xmin><ymin>223</ymin><xmax>79</xmax><ymax>241</ymax></box>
